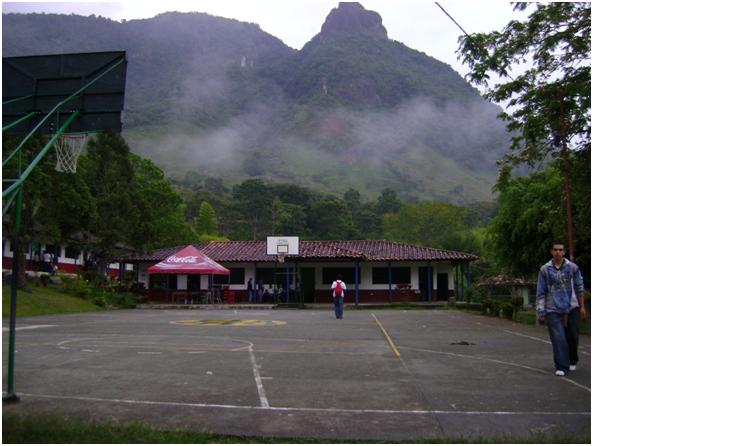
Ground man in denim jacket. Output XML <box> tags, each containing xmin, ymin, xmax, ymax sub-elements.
<box><xmin>537</xmin><ymin>243</ymin><xmax>586</xmax><ymax>377</ymax></box>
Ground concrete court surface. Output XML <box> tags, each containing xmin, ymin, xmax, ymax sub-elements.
<box><xmin>2</xmin><ymin>307</ymin><xmax>591</xmax><ymax>441</ymax></box>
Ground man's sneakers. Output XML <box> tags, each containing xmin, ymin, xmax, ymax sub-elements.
<box><xmin>555</xmin><ymin>365</ymin><xmax>578</xmax><ymax>376</ymax></box>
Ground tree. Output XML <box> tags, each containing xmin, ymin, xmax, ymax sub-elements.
<box><xmin>460</xmin><ymin>2</ymin><xmax>590</xmax><ymax>165</ymax></box>
<box><xmin>343</xmin><ymin>188</ymin><xmax>361</xmax><ymax>207</ymax></box>
<box><xmin>127</xmin><ymin>154</ymin><xmax>198</xmax><ymax>250</ymax></box>
<box><xmin>484</xmin><ymin>152</ymin><xmax>590</xmax><ymax>282</ymax></box>
<box><xmin>306</xmin><ymin>196</ymin><xmax>354</xmax><ymax>240</ymax></box>
<box><xmin>460</xmin><ymin>2</ymin><xmax>591</xmax><ymax>259</ymax></box>
<box><xmin>383</xmin><ymin>202</ymin><xmax>468</xmax><ymax>249</ymax></box>
<box><xmin>195</xmin><ymin>201</ymin><xmax>218</xmax><ymax>235</ymax></box>
<box><xmin>231</xmin><ymin>179</ymin><xmax>274</xmax><ymax>240</ymax></box>
<box><xmin>375</xmin><ymin>187</ymin><xmax>402</xmax><ymax>215</ymax></box>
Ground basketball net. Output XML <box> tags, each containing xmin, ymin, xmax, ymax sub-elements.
<box><xmin>277</xmin><ymin>253</ymin><xmax>286</xmax><ymax>264</ymax></box>
<box><xmin>54</xmin><ymin>134</ymin><xmax>88</xmax><ymax>173</ymax></box>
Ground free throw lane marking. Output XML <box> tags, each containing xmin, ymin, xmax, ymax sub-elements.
<box><xmin>371</xmin><ymin>313</ymin><xmax>401</xmax><ymax>357</ymax></box>
<box><xmin>248</xmin><ymin>345</ymin><xmax>269</xmax><ymax>408</ymax></box>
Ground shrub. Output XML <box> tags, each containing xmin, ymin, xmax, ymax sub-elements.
<box><xmin>104</xmin><ymin>292</ymin><xmax>142</xmax><ymax>309</ymax></box>
<box><xmin>464</xmin><ymin>285</ymin><xmax>482</xmax><ymax>303</ymax></box>
<box><xmin>60</xmin><ymin>278</ymin><xmax>91</xmax><ymax>300</ymax></box>
<box><xmin>484</xmin><ymin>298</ymin><xmax>501</xmax><ymax>317</ymax></box>
<box><xmin>513</xmin><ymin>310</ymin><xmax>538</xmax><ymax>325</ymax></box>
<box><xmin>499</xmin><ymin>302</ymin><xmax>514</xmax><ymax>319</ymax></box>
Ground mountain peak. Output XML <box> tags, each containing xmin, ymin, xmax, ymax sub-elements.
<box><xmin>319</xmin><ymin>2</ymin><xmax>387</xmax><ymax>41</ymax></box>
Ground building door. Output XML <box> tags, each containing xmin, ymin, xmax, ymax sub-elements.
<box><xmin>300</xmin><ymin>268</ymin><xmax>315</xmax><ymax>303</ymax></box>
<box><xmin>419</xmin><ymin>266</ymin><xmax>433</xmax><ymax>301</ymax></box>
<box><xmin>437</xmin><ymin>273</ymin><xmax>449</xmax><ymax>300</ymax></box>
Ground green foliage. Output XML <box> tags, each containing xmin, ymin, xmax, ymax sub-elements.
<box><xmin>460</xmin><ymin>2</ymin><xmax>591</xmax><ymax>167</ymax></box>
<box><xmin>3</xmin><ymin>11</ymin><xmax>511</xmax><ymax>203</ymax></box>
<box><xmin>60</xmin><ymin>277</ymin><xmax>92</xmax><ymax>300</ymax></box>
<box><xmin>2</xmin><ymin>283</ymin><xmax>103</xmax><ymax>318</ymax></box>
<box><xmin>484</xmin><ymin>152</ymin><xmax>590</xmax><ymax>280</ymax></box>
<box><xmin>486</xmin><ymin>167</ymin><xmax>565</xmax><ymax>276</ymax></box>
<box><xmin>464</xmin><ymin>285</ymin><xmax>482</xmax><ymax>304</ymax></box>
<box><xmin>383</xmin><ymin>202</ymin><xmax>469</xmax><ymax>249</ymax></box>
<box><xmin>127</xmin><ymin>154</ymin><xmax>198</xmax><ymax>250</ymax></box>
<box><xmin>376</xmin><ymin>188</ymin><xmax>402</xmax><ymax>215</ymax></box>
<box><xmin>513</xmin><ymin>309</ymin><xmax>538</xmax><ymax>325</ymax></box>
<box><xmin>198</xmin><ymin>233</ymin><xmax>230</xmax><ymax>243</ymax></box>
<box><xmin>2</xmin><ymin>413</ymin><xmax>589</xmax><ymax>443</ymax></box>
<box><xmin>306</xmin><ymin>196</ymin><xmax>354</xmax><ymax>240</ymax></box>
<box><xmin>195</xmin><ymin>201</ymin><xmax>218</xmax><ymax>235</ymax></box>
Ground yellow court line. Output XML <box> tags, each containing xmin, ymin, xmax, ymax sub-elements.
<box><xmin>371</xmin><ymin>313</ymin><xmax>401</xmax><ymax>357</ymax></box>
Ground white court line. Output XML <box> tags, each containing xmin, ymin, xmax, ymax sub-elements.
<box><xmin>3</xmin><ymin>324</ymin><xmax>56</xmax><ymax>331</ymax></box>
<box><xmin>403</xmin><ymin>347</ymin><xmax>591</xmax><ymax>393</ymax></box>
<box><xmin>248</xmin><ymin>345</ymin><xmax>269</xmax><ymax>408</ymax></box>
<box><xmin>502</xmin><ymin>329</ymin><xmax>591</xmax><ymax>357</ymax></box>
<box><xmin>15</xmin><ymin>393</ymin><xmax>590</xmax><ymax>416</ymax></box>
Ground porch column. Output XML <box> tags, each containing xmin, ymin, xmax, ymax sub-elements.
<box><xmin>286</xmin><ymin>262</ymin><xmax>291</xmax><ymax>303</ymax></box>
<box><xmin>388</xmin><ymin>261</ymin><xmax>393</xmax><ymax>304</ymax></box>
<box><xmin>354</xmin><ymin>260</ymin><xmax>360</xmax><ymax>306</ymax></box>
<box><xmin>426</xmin><ymin>261</ymin><xmax>432</xmax><ymax>301</ymax></box>
<box><xmin>466</xmin><ymin>261</ymin><xmax>472</xmax><ymax>288</ymax></box>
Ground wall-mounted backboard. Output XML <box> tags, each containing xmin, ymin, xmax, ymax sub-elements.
<box><xmin>2</xmin><ymin>51</ymin><xmax>127</xmax><ymax>134</ymax></box>
<box><xmin>266</xmin><ymin>236</ymin><xmax>300</xmax><ymax>256</ymax></box>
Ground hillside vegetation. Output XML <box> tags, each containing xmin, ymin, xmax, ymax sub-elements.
<box><xmin>2</xmin><ymin>4</ymin><xmax>510</xmax><ymax>202</ymax></box>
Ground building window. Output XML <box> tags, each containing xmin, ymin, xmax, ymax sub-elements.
<box><xmin>372</xmin><ymin>267</ymin><xmax>411</xmax><ymax>284</ymax></box>
<box><xmin>150</xmin><ymin>274</ymin><xmax>176</xmax><ymax>289</ymax></box>
<box><xmin>256</xmin><ymin>268</ymin><xmax>277</xmax><ymax>285</ymax></box>
<box><xmin>322</xmin><ymin>267</ymin><xmax>360</xmax><ymax>285</ymax></box>
<box><xmin>66</xmin><ymin>245</ymin><xmax>82</xmax><ymax>260</ymax></box>
<box><xmin>229</xmin><ymin>268</ymin><xmax>245</xmax><ymax>284</ymax></box>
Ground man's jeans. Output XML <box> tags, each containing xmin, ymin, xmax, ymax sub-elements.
<box><xmin>334</xmin><ymin>296</ymin><xmax>344</xmax><ymax>318</ymax></box>
<box><xmin>545</xmin><ymin>307</ymin><xmax>580</xmax><ymax>371</ymax></box>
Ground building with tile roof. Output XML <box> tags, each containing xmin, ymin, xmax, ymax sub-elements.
<box><xmin>123</xmin><ymin>240</ymin><xmax>478</xmax><ymax>304</ymax></box>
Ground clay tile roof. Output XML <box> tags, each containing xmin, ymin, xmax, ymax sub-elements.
<box><xmin>123</xmin><ymin>240</ymin><xmax>479</xmax><ymax>263</ymax></box>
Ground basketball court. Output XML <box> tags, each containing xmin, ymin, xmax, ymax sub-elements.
<box><xmin>2</xmin><ymin>307</ymin><xmax>591</xmax><ymax>441</ymax></box>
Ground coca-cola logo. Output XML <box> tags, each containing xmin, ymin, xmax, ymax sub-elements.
<box><xmin>166</xmin><ymin>255</ymin><xmax>198</xmax><ymax>263</ymax></box>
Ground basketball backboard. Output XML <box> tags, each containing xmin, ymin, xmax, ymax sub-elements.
<box><xmin>2</xmin><ymin>51</ymin><xmax>127</xmax><ymax>135</ymax></box>
<box><xmin>266</xmin><ymin>236</ymin><xmax>300</xmax><ymax>256</ymax></box>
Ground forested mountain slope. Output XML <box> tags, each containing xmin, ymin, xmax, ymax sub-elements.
<box><xmin>2</xmin><ymin>3</ymin><xmax>510</xmax><ymax>202</ymax></box>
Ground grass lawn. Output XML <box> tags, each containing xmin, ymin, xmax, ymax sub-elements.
<box><xmin>2</xmin><ymin>283</ymin><xmax>103</xmax><ymax>318</ymax></box>
<box><xmin>2</xmin><ymin>413</ymin><xmax>588</xmax><ymax>444</ymax></box>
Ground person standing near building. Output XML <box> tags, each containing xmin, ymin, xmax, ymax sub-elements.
<box><xmin>331</xmin><ymin>274</ymin><xmax>347</xmax><ymax>319</ymax></box>
<box><xmin>536</xmin><ymin>243</ymin><xmax>586</xmax><ymax>377</ymax></box>
<box><xmin>247</xmin><ymin>278</ymin><xmax>254</xmax><ymax>303</ymax></box>
<box><xmin>42</xmin><ymin>250</ymin><xmax>52</xmax><ymax>273</ymax></box>
<box><xmin>257</xmin><ymin>280</ymin><xmax>265</xmax><ymax>303</ymax></box>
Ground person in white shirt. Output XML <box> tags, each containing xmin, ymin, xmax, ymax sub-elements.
<box><xmin>331</xmin><ymin>274</ymin><xmax>348</xmax><ymax>319</ymax></box>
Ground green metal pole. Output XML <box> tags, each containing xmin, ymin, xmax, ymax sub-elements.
<box><xmin>3</xmin><ymin>111</ymin><xmax>80</xmax><ymax>201</ymax></box>
<box><xmin>3</xmin><ymin>185</ymin><xmax>23</xmax><ymax>403</ymax></box>
<box><xmin>2</xmin><ymin>111</ymin><xmax>38</xmax><ymax>133</ymax></box>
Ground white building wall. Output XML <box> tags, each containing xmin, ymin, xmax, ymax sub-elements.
<box><xmin>137</xmin><ymin>260</ymin><xmax>461</xmax><ymax>292</ymax></box>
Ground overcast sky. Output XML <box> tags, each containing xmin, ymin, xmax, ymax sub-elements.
<box><xmin>1</xmin><ymin>0</ymin><xmax>528</xmax><ymax>78</ymax></box>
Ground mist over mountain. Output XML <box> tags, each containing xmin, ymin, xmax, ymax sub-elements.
<box><xmin>2</xmin><ymin>2</ymin><xmax>511</xmax><ymax>203</ymax></box>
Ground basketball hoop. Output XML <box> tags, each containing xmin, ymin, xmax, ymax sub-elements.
<box><xmin>277</xmin><ymin>253</ymin><xmax>286</xmax><ymax>264</ymax></box>
<box><xmin>54</xmin><ymin>133</ymin><xmax>89</xmax><ymax>173</ymax></box>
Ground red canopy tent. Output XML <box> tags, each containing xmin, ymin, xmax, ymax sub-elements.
<box><xmin>148</xmin><ymin>245</ymin><xmax>229</xmax><ymax>275</ymax></box>
<box><xmin>148</xmin><ymin>245</ymin><xmax>229</xmax><ymax>304</ymax></box>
